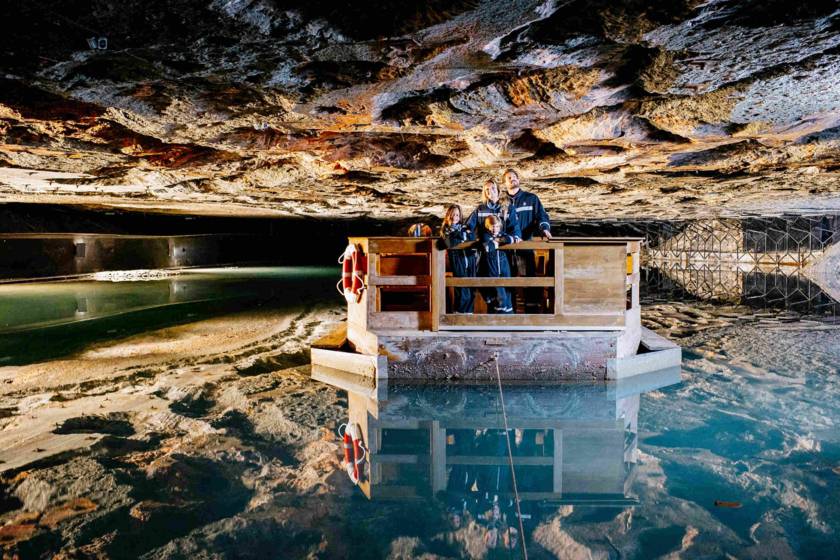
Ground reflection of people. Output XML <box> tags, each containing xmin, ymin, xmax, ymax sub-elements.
<box><xmin>443</xmin><ymin>429</ymin><xmax>534</xmax><ymax>553</ymax></box>
<box><xmin>440</xmin><ymin>205</ymin><xmax>476</xmax><ymax>313</ymax></box>
<box><xmin>502</xmin><ymin>169</ymin><xmax>551</xmax><ymax>313</ymax></box>
<box><xmin>480</xmin><ymin>215</ymin><xmax>513</xmax><ymax>314</ymax></box>
<box><xmin>408</xmin><ymin>223</ymin><xmax>433</xmax><ymax>237</ymax></box>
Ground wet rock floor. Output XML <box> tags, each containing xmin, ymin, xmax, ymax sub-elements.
<box><xmin>1</xmin><ymin>298</ymin><xmax>838</xmax><ymax>558</ymax></box>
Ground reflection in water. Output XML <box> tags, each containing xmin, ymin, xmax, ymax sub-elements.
<box><xmin>0</xmin><ymin>267</ymin><xmax>336</xmax><ymax>365</ymax></box>
<box><xmin>324</xmin><ymin>368</ymin><xmax>680</xmax><ymax>555</ymax></box>
<box><xmin>643</xmin><ymin>215</ymin><xmax>840</xmax><ymax>319</ymax></box>
<box><xmin>643</xmin><ymin>264</ymin><xmax>840</xmax><ymax>318</ymax></box>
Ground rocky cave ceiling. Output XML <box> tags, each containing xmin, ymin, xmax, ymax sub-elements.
<box><xmin>1</xmin><ymin>0</ymin><xmax>839</xmax><ymax>221</ymax></box>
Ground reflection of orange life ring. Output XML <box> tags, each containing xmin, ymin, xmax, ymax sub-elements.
<box><xmin>336</xmin><ymin>244</ymin><xmax>367</xmax><ymax>304</ymax></box>
<box><xmin>338</xmin><ymin>422</ymin><xmax>366</xmax><ymax>485</ymax></box>
<box><xmin>340</xmin><ymin>424</ymin><xmax>353</xmax><ymax>466</ymax></box>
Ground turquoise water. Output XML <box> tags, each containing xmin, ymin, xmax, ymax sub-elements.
<box><xmin>2</xmin><ymin>265</ymin><xmax>838</xmax><ymax>557</ymax></box>
<box><xmin>0</xmin><ymin>267</ymin><xmax>336</xmax><ymax>365</ymax></box>
<box><xmin>329</xmin><ymin>324</ymin><xmax>840</xmax><ymax>559</ymax></box>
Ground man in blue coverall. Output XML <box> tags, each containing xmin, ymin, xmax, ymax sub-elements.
<box><xmin>502</xmin><ymin>168</ymin><xmax>552</xmax><ymax>313</ymax></box>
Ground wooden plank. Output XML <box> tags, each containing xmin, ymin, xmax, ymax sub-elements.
<box><xmin>376</xmin><ymin>355</ymin><xmax>388</xmax><ymax>381</ymax></box>
<box><xmin>431</xmin><ymin>422</ymin><xmax>446</xmax><ymax>492</ymax></box>
<box><xmin>449</xmin><ymin>238</ymin><xmax>644</xmax><ymax>251</ymax></box>
<box><xmin>347</xmin><ymin>321</ymin><xmax>378</xmax><ymax>355</ymax></box>
<box><xmin>446</xmin><ymin>277</ymin><xmax>554</xmax><ymax>287</ymax></box>
<box><xmin>311</xmin><ymin>347</ymin><xmax>379</xmax><ymax>378</ymax></box>
<box><xmin>368</xmin><ymin>238</ymin><xmax>432</xmax><ymax>254</ymax></box>
<box><xmin>310</xmin><ymin>322</ymin><xmax>347</xmax><ymax>350</ymax></box>
<box><xmin>447</xmin><ymin>455</ymin><xmax>554</xmax><ymax>466</ymax></box>
<box><xmin>368</xmin><ymin>311</ymin><xmax>432</xmax><ymax>330</ymax></box>
<box><xmin>367</xmin><ymin>253</ymin><xmax>379</xmax><ymax>313</ymax></box>
<box><xmin>563</xmin><ymin>244</ymin><xmax>626</xmax><ymax>315</ymax></box>
<box><xmin>347</xmin><ymin>237</ymin><xmax>370</xmax><ymax>253</ymax></box>
<box><xmin>553</xmin><ymin>245</ymin><xmax>564</xmax><ymax>315</ymax></box>
<box><xmin>369</xmin><ymin>275</ymin><xmax>431</xmax><ymax>286</ymax></box>
<box><xmin>553</xmin><ymin>429</ymin><xmax>563</xmax><ymax>494</ymax></box>
<box><xmin>439</xmin><ymin>313</ymin><xmax>625</xmax><ymax>328</ymax></box>
<box><xmin>441</xmin><ymin>419</ymin><xmax>620</xmax><ymax>430</ymax></box>
<box><xmin>347</xmin><ymin>293</ymin><xmax>367</xmax><ymax>330</ymax></box>
<box><xmin>373</xmin><ymin>454</ymin><xmax>429</xmax><ymax>464</ymax></box>
<box><xmin>311</xmin><ymin>364</ymin><xmax>376</xmax><ymax>392</ymax></box>
<box><xmin>347</xmin><ymin>393</ymin><xmax>373</xmax><ymax>494</ymax></box>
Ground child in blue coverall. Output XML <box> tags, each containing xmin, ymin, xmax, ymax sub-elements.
<box><xmin>481</xmin><ymin>215</ymin><xmax>513</xmax><ymax>314</ymax></box>
<box><xmin>440</xmin><ymin>205</ymin><xmax>476</xmax><ymax>313</ymax></box>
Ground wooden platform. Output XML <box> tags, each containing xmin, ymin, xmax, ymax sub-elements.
<box><xmin>312</xmin><ymin>236</ymin><xmax>680</xmax><ymax>381</ymax></box>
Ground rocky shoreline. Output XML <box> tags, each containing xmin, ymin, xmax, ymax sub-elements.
<box><xmin>0</xmin><ymin>303</ymin><xmax>360</xmax><ymax>558</ymax></box>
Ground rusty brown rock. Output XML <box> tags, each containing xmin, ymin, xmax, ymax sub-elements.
<box><xmin>0</xmin><ymin>1</ymin><xmax>837</xmax><ymax>219</ymax></box>
<box><xmin>38</xmin><ymin>498</ymin><xmax>97</xmax><ymax>529</ymax></box>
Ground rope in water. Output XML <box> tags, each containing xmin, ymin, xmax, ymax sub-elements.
<box><xmin>493</xmin><ymin>354</ymin><xmax>528</xmax><ymax>560</ymax></box>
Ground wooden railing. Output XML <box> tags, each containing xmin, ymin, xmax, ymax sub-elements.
<box><xmin>348</xmin><ymin>237</ymin><xmax>641</xmax><ymax>332</ymax></box>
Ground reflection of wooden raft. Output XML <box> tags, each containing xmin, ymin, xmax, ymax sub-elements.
<box><xmin>311</xmin><ymin>322</ymin><xmax>387</xmax><ymax>379</ymax></box>
<box><xmin>310</xmin><ymin>237</ymin><xmax>682</xmax><ymax>382</ymax></box>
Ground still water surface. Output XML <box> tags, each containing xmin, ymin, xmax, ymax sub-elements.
<box><xmin>329</xmin><ymin>332</ymin><xmax>839</xmax><ymax>558</ymax></box>
<box><xmin>0</xmin><ymin>267</ymin><xmax>336</xmax><ymax>365</ymax></box>
<box><xmin>1</xmin><ymin>266</ymin><xmax>837</xmax><ymax>557</ymax></box>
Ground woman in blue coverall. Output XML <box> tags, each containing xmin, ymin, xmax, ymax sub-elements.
<box><xmin>440</xmin><ymin>204</ymin><xmax>476</xmax><ymax>313</ymax></box>
<box><xmin>466</xmin><ymin>180</ymin><xmax>520</xmax><ymax>312</ymax></box>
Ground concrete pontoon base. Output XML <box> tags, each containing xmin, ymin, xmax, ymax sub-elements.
<box><xmin>371</xmin><ymin>329</ymin><xmax>621</xmax><ymax>381</ymax></box>
<box><xmin>311</xmin><ymin>322</ymin><xmax>680</xmax><ymax>383</ymax></box>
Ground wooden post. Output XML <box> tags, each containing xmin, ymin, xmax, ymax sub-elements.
<box><xmin>367</xmin><ymin>253</ymin><xmax>379</xmax><ymax>313</ymax></box>
<box><xmin>553</xmin><ymin>244</ymin><xmax>564</xmax><ymax>317</ymax></box>
<box><xmin>431</xmin><ymin>421</ymin><xmax>446</xmax><ymax>492</ymax></box>
<box><xmin>553</xmin><ymin>429</ymin><xmax>563</xmax><ymax>494</ymax></box>
<box><xmin>431</xmin><ymin>245</ymin><xmax>446</xmax><ymax>331</ymax></box>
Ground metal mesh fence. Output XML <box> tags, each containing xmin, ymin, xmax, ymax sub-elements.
<box><xmin>552</xmin><ymin>214</ymin><xmax>840</xmax><ymax>318</ymax></box>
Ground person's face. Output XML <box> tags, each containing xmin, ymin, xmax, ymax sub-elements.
<box><xmin>485</xmin><ymin>183</ymin><xmax>499</xmax><ymax>203</ymax></box>
<box><xmin>451</xmin><ymin>208</ymin><xmax>461</xmax><ymax>224</ymax></box>
<box><xmin>492</xmin><ymin>221</ymin><xmax>502</xmax><ymax>236</ymax></box>
<box><xmin>503</xmin><ymin>172</ymin><xmax>519</xmax><ymax>193</ymax></box>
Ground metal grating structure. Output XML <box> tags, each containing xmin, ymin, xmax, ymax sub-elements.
<box><xmin>645</xmin><ymin>215</ymin><xmax>840</xmax><ymax>267</ymax></box>
<box><xmin>642</xmin><ymin>264</ymin><xmax>840</xmax><ymax>318</ymax></box>
<box><xmin>640</xmin><ymin>214</ymin><xmax>840</xmax><ymax>319</ymax></box>
<box><xmin>551</xmin><ymin>214</ymin><xmax>840</xmax><ymax>319</ymax></box>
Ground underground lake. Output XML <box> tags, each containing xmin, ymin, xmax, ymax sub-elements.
<box><xmin>2</xmin><ymin>1</ymin><xmax>840</xmax><ymax>557</ymax></box>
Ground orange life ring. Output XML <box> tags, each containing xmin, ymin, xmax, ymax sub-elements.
<box><xmin>336</xmin><ymin>244</ymin><xmax>366</xmax><ymax>304</ymax></box>
<box><xmin>351</xmin><ymin>247</ymin><xmax>367</xmax><ymax>303</ymax></box>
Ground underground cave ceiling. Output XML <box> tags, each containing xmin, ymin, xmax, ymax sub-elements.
<box><xmin>0</xmin><ymin>0</ymin><xmax>839</xmax><ymax>220</ymax></box>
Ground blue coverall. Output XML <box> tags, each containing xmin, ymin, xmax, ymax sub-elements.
<box><xmin>441</xmin><ymin>223</ymin><xmax>477</xmax><ymax>313</ymax></box>
<box><xmin>509</xmin><ymin>189</ymin><xmax>551</xmax><ymax>311</ymax></box>
<box><xmin>480</xmin><ymin>230</ymin><xmax>513</xmax><ymax>313</ymax></box>
<box><xmin>465</xmin><ymin>202</ymin><xmax>522</xmax><ymax>241</ymax></box>
<box><xmin>466</xmin><ymin>203</ymin><xmax>520</xmax><ymax>309</ymax></box>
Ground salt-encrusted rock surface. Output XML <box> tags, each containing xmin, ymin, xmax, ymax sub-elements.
<box><xmin>1</xmin><ymin>0</ymin><xmax>839</xmax><ymax>219</ymax></box>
